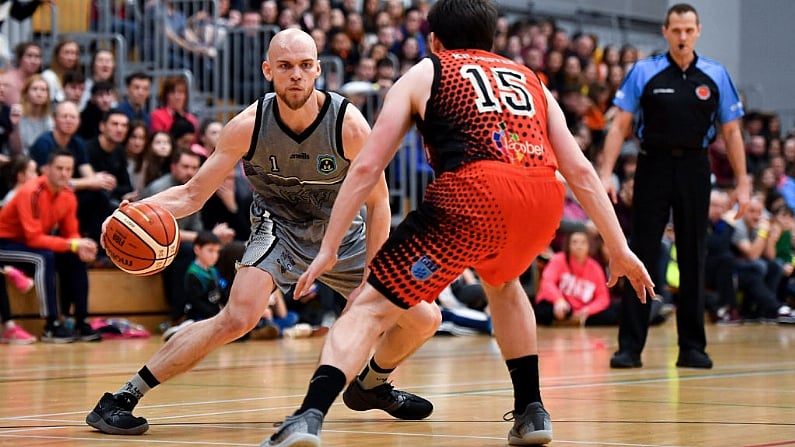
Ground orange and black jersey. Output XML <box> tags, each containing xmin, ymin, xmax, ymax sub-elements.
<box><xmin>417</xmin><ymin>49</ymin><xmax>558</xmax><ymax>175</ymax></box>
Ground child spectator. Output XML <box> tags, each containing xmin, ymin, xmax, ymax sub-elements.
<box><xmin>18</xmin><ymin>74</ymin><xmax>53</xmax><ymax>152</ymax></box>
<box><xmin>61</xmin><ymin>70</ymin><xmax>86</xmax><ymax>105</ymax></box>
<box><xmin>163</xmin><ymin>231</ymin><xmax>229</xmax><ymax>341</ymax></box>
<box><xmin>250</xmin><ymin>289</ymin><xmax>301</xmax><ymax>340</ymax></box>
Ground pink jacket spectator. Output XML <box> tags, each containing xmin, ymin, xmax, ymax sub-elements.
<box><xmin>536</xmin><ymin>252</ymin><xmax>610</xmax><ymax>315</ymax></box>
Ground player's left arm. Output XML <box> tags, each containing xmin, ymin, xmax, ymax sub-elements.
<box><xmin>340</xmin><ymin>104</ymin><xmax>390</xmax><ymax>275</ymax></box>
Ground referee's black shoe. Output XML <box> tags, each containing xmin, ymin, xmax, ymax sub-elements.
<box><xmin>343</xmin><ymin>380</ymin><xmax>433</xmax><ymax>420</ymax></box>
<box><xmin>86</xmin><ymin>392</ymin><xmax>149</xmax><ymax>435</ymax></box>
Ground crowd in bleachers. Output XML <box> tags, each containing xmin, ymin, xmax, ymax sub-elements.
<box><xmin>2</xmin><ymin>0</ymin><xmax>794</xmax><ymax>344</ymax></box>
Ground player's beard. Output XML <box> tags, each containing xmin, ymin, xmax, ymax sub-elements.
<box><xmin>279</xmin><ymin>86</ymin><xmax>313</xmax><ymax>111</ymax></box>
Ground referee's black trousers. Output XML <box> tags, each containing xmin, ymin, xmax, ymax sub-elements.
<box><xmin>618</xmin><ymin>149</ymin><xmax>711</xmax><ymax>356</ymax></box>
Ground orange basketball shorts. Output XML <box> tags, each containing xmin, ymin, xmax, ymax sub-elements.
<box><xmin>368</xmin><ymin>161</ymin><xmax>565</xmax><ymax>308</ymax></box>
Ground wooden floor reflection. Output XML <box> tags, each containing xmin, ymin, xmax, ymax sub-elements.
<box><xmin>2</xmin><ymin>320</ymin><xmax>794</xmax><ymax>446</ymax></box>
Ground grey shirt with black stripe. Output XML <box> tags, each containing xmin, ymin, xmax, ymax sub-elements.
<box><xmin>239</xmin><ymin>91</ymin><xmax>367</xmax><ymax>296</ymax></box>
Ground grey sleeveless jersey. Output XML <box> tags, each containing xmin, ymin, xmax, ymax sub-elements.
<box><xmin>239</xmin><ymin>91</ymin><xmax>367</xmax><ymax>296</ymax></box>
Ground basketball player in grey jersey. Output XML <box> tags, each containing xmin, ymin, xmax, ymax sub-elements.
<box><xmin>86</xmin><ymin>29</ymin><xmax>441</xmax><ymax>437</ymax></box>
<box><xmin>240</xmin><ymin>91</ymin><xmax>370</xmax><ymax>294</ymax></box>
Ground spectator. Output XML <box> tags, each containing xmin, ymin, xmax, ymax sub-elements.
<box><xmin>190</xmin><ymin>118</ymin><xmax>222</xmax><ymax>159</ymax></box>
<box><xmin>0</xmin><ymin>154</ymin><xmax>36</xmax><ymax>206</ymax></box>
<box><xmin>18</xmin><ymin>74</ymin><xmax>53</xmax><ymax>152</ymax></box>
<box><xmin>200</xmin><ymin>166</ymin><xmax>249</xmax><ymax>242</ymax></box>
<box><xmin>124</xmin><ymin>120</ymin><xmax>149</xmax><ymax>197</ymax></box>
<box><xmin>0</xmin><ymin>0</ymin><xmax>49</xmax><ymax>30</ymax></box>
<box><xmin>29</xmin><ymin>101</ymin><xmax>117</xmax><ymax>193</ymax></box>
<box><xmin>141</xmin><ymin>148</ymin><xmax>208</xmax><ymax>325</ymax></box>
<box><xmin>78</xmin><ymin>81</ymin><xmax>117</xmax><ymax>141</ymax></box>
<box><xmin>731</xmin><ymin>194</ymin><xmax>793</xmax><ymax>322</ymax></box>
<box><xmin>85</xmin><ymin>109</ymin><xmax>133</xmax><ymax>250</ymax></box>
<box><xmin>40</xmin><ymin>39</ymin><xmax>81</xmax><ymax>104</ymax></box>
<box><xmin>162</xmin><ymin>231</ymin><xmax>229</xmax><ymax>342</ymax></box>
<box><xmin>0</xmin><ymin>149</ymin><xmax>101</xmax><ymax>343</ymax></box>
<box><xmin>150</xmin><ymin>76</ymin><xmax>198</xmax><ymax>140</ymax></box>
<box><xmin>117</xmin><ymin>72</ymin><xmax>152</xmax><ymax>129</ymax></box>
<box><xmin>0</xmin><ymin>268</ymin><xmax>37</xmax><ymax>343</ymax></box>
<box><xmin>0</xmin><ymin>76</ymin><xmax>23</xmax><ymax>158</ymax></box>
<box><xmin>705</xmin><ymin>189</ymin><xmax>741</xmax><ymax>324</ymax></box>
<box><xmin>61</xmin><ymin>70</ymin><xmax>86</xmax><ymax>106</ymax></box>
<box><xmin>79</xmin><ymin>49</ymin><xmax>117</xmax><ymax>110</ymax></box>
<box><xmin>0</xmin><ymin>42</ymin><xmax>43</xmax><ymax>105</ymax></box>
<box><xmin>140</xmin><ymin>131</ymin><xmax>173</xmax><ymax>188</ymax></box>
<box><xmin>535</xmin><ymin>231</ymin><xmax>617</xmax><ymax>326</ymax></box>
<box><xmin>169</xmin><ymin>116</ymin><xmax>196</xmax><ymax>153</ymax></box>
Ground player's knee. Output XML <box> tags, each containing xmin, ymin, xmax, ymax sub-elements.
<box><xmin>407</xmin><ymin>301</ymin><xmax>442</xmax><ymax>336</ymax></box>
<box><xmin>216</xmin><ymin>306</ymin><xmax>261</xmax><ymax>338</ymax></box>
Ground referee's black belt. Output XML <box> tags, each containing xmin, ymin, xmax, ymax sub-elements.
<box><xmin>639</xmin><ymin>145</ymin><xmax>704</xmax><ymax>157</ymax></box>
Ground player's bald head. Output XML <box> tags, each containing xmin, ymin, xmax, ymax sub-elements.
<box><xmin>267</xmin><ymin>29</ymin><xmax>318</xmax><ymax>62</ymax></box>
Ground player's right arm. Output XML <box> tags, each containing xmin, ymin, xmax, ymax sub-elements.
<box><xmin>544</xmin><ymin>86</ymin><xmax>654</xmax><ymax>302</ymax></box>
<box><xmin>138</xmin><ymin>103</ymin><xmax>258</xmax><ymax>219</ymax></box>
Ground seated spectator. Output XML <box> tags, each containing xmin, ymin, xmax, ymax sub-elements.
<box><xmin>535</xmin><ymin>231</ymin><xmax>618</xmax><ymax>326</ymax></box>
<box><xmin>0</xmin><ymin>154</ymin><xmax>37</xmax><ymax>206</ymax></box>
<box><xmin>124</xmin><ymin>120</ymin><xmax>149</xmax><ymax>198</ymax></box>
<box><xmin>150</xmin><ymin>76</ymin><xmax>199</xmax><ymax>141</ymax></box>
<box><xmin>78</xmin><ymin>49</ymin><xmax>117</xmax><ymax>110</ymax></box>
<box><xmin>705</xmin><ymin>190</ymin><xmax>742</xmax><ymax>324</ymax></box>
<box><xmin>140</xmin><ymin>131</ymin><xmax>173</xmax><ymax>189</ymax></box>
<box><xmin>162</xmin><ymin>231</ymin><xmax>229</xmax><ymax>342</ymax></box>
<box><xmin>0</xmin><ymin>272</ymin><xmax>36</xmax><ymax>344</ymax></box>
<box><xmin>0</xmin><ymin>42</ymin><xmax>43</xmax><ymax>105</ymax></box>
<box><xmin>28</xmin><ymin>101</ymin><xmax>118</xmax><ymax>243</ymax></box>
<box><xmin>61</xmin><ymin>70</ymin><xmax>86</xmax><ymax>105</ymax></box>
<box><xmin>191</xmin><ymin>118</ymin><xmax>222</xmax><ymax>159</ymax></box>
<box><xmin>0</xmin><ymin>76</ymin><xmax>23</xmax><ymax>158</ymax></box>
<box><xmin>435</xmin><ymin>268</ymin><xmax>492</xmax><ymax>336</ymax></box>
<box><xmin>18</xmin><ymin>74</ymin><xmax>54</xmax><ymax>153</ymax></box>
<box><xmin>41</xmin><ymin>39</ymin><xmax>82</xmax><ymax>104</ymax></box>
<box><xmin>169</xmin><ymin>116</ymin><xmax>196</xmax><ymax>153</ymax></box>
<box><xmin>250</xmin><ymin>289</ymin><xmax>302</xmax><ymax>340</ymax></box>
<box><xmin>85</xmin><ymin>109</ymin><xmax>134</xmax><ymax>253</ymax></box>
<box><xmin>78</xmin><ymin>81</ymin><xmax>117</xmax><ymax>141</ymax></box>
<box><xmin>142</xmin><ymin>148</ymin><xmax>229</xmax><ymax>325</ymax></box>
<box><xmin>117</xmin><ymin>72</ymin><xmax>152</xmax><ymax>129</ymax></box>
<box><xmin>0</xmin><ymin>149</ymin><xmax>101</xmax><ymax>343</ymax></box>
<box><xmin>731</xmin><ymin>194</ymin><xmax>794</xmax><ymax>322</ymax></box>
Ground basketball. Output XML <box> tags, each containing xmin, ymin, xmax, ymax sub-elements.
<box><xmin>103</xmin><ymin>202</ymin><xmax>180</xmax><ymax>276</ymax></box>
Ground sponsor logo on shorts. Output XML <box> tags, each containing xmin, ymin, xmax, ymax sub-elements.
<box><xmin>317</xmin><ymin>154</ymin><xmax>337</xmax><ymax>174</ymax></box>
<box><xmin>277</xmin><ymin>251</ymin><xmax>296</xmax><ymax>274</ymax></box>
<box><xmin>411</xmin><ymin>255</ymin><xmax>439</xmax><ymax>281</ymax></box>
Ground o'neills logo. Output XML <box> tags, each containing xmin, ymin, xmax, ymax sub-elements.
<box><xmin>695</xmin><ymin>85</ymin><xmax>711</xmax><ymax>100</ymax></box>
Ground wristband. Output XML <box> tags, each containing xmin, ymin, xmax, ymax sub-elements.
<box><xmin>758</xmin><ymin>229</ymin><xmax>769</xmax><ymax>239</ymax></box>
<box><xmin>70</xmin><ymin>239</ymin><xmax>79</xmax><ymax>253</ymax></box>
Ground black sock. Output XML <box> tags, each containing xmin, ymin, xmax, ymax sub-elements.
<box><xmin>297</xmin><ymin>365</ymin><xmax>347</xmax><ymax>416</ymax></box>
<box><xmin>506</xmin><ymin>355</ymin><xmax>541</xmax><ymax>414</ymax></box>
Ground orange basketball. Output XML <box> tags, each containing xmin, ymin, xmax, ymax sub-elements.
<box><xmin>103</xmin><ymin>202</ymin><xmax>180</xmax><ymax>276</ymax></box>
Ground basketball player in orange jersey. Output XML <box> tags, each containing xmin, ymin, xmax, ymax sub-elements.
<box><xmin>85</xmin><ymin>28</ymin><xmax>440</xmax><ymax>435</ymax></box>
<box><xmin>263</xmin><ymin>1</ymin><xmax>655</xmax><ymax>446</ymax></box>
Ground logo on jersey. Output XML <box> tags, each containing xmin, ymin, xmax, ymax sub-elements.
<box><xmin>317</xmin><ymin>154</ymin><xmax>337</xmax><ymax>174</ymax></box>
<box><xmin>695</xmin><ymin>85</ymin><xmax>711</xmax><ymax>100</ymax></box>
<box><xmin>410</xmin><ymin>255</ymin><xmax>439</xmax><ymax>281</ymax></box>
<box><xmin>492</xmin><ymin>121</ymin><xmax>544</xmax><ymax>163</ymax></box>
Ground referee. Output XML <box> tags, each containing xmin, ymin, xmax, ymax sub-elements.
<box><xmin>599</xmin><ymin>3</ymin><xmax>750</xmax><ymax>369</ymax></box>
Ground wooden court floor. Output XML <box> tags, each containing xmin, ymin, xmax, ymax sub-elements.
<box><xmin>1</xmin><ymin>320</ymin><xmax>794</xmax><ymax>447</ymax></box>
